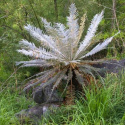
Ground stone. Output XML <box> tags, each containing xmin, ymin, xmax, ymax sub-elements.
<box><xmin>33</xmin><ymin>83</ymin><xmax>63</xmax><ymax>104</ymax></box>
<box><xmin>33</xmin><ymin>87</ymin><xmax>44</xmax><ymax>104</ymax></box>
<box><xmin>16</xmin><ymin>103</ymin><xmax>59</xmax><ymax>124</ymax></box>
<box><xmin>93</xmin><ymin>59</ymin><xmax>125</xmax><ymax>77</ymax></box>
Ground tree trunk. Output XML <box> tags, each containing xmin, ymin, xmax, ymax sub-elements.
<box><xmin>112</xmin><ymin>0</ymin><xmax>118</xmax><ymax>56</ymax></box>
<box><xmin>54</xmin><ymin>0</ymin><xmax>58</xmax><ymax>21</ymax></box>
<box><xmin>112</xmin><ymin>0</ymin><xmax>116</xmax><ymax>29</ymax></box>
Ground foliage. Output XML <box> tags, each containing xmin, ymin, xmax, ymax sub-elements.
<box><xmin>95</xmin><ymin>0</ymin><xmax>125</xmax><ymax>56</ymax></box>
<box><xmin>0</xmin><ymin>0</ymin><xmax>124</xmax><ymax>82</ymax></box>
<box><xmin>1</xmin><ymin>73</ymin><xmax>125</xmax><ymax>125</ymax></box>
<box><xmin>0</xmin><ymin>0</ymin><xmax>121</xmax><ymax>83</ymax></box>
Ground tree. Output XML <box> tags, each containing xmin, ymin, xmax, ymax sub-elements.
<box><xmin>17</xmin><ymin>4</ymin><xmax>119</xmax><ymax>104</ymax></box>
<box><xmin>54</xmin><ymin>0</ymin><xmax>58</xmax><ymax>21</ymax></box>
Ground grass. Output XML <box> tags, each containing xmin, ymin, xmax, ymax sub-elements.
<box><xmin>0</xmin><ymin>86</ymin><xmax>34</xmax><ymax>125</ymax></box>
<box><xmin>41</xmin><ymin>73</ymin><xmax>125</xmax><ymax>125</ymax></box>
<box><xmin>1</xmin><ymin>73</ymin><xmax>125</xmax><ymax>125</ymax></box>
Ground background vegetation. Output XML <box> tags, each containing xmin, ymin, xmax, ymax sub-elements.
<box><xmin>1</xmin><ymin>0</ymin><xmax>125</xmax><ymax>124</ymax></box>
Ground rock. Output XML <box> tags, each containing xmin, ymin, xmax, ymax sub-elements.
<box><xmin>33</xmin><ymin>87</ymin><xmax>44</xmax><ymax>104</ymax></box>
<box><xmin>33</xmin><ymin>83</ymin><xmax>63</xmax><ymax>104</ymax></box>
<box><xmin>93</xmin><ymin>59</ymin><xmax>125</xmax><ymax>77</ymax></box>
<box><xmin>16</xmin><ymin>103</ymin><xmax>59</xmax><ymax>124</ymax></box>
<box><xmin>119</xmin><ymin>59</ymin><xmax>125</xmax><ymax>66</ymax></box>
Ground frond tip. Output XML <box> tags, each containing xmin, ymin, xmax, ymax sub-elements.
<box><xmin>80</xmin><ymin>31</ymin><xmax>120</xmax><ymax>59</ymax></box>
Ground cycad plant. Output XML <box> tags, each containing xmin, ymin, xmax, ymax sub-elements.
<box><xmin>17</xmin><ymin>4</ymin><xmax>119</xmax><ymax>104</ymax></box>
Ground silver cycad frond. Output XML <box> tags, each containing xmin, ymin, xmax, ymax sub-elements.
<box><xmin>17</xmin><ymin>3</ymin><xmax>120</xmax><ymax>91</ymax></box>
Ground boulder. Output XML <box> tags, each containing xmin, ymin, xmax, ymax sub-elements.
<box><xmin>16</xmin><ymin>103</ymin><xmax>59</xmax><ymax>124</ymax></box>
<box><xmin>33</xmin><ymin>83</ymin><xmax>63</xmax><ymax>104</ymax></box>
<box><xmin>93</xmin><ymin>59</ymin><xmax>125</xmax><ymax>77</ymax></box>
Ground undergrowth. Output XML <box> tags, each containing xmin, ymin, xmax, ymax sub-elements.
<box><xmin>0</xmin><ymin>87</ymin><xmax>34</xmax><ymax>125</ymax></box>
<box><xmin>41</xmin><ymin>73</ymin><xmax>125</xmax><ymax>125</ymax></box>
<box><xmin>1</xmin><ymin>73</ymin><xmax>125</xmax><ymax>125</ymax></box>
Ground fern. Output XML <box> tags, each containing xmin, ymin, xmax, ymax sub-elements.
<box><xmin>17</xmin><ymin>3</ymin><xmax>120</xmax><ymax>103</ymax></box>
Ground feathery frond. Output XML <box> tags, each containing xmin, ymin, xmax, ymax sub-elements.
<box><xmin>52</xmin><ymin>69</ymin><xmax>67</xmax><ymax>90</ymax></box>
<box><xmin>74</xmin><ymin>70</ymin><xmax>84</xmax><ymax>86</ymax></box>
<box><xmin>24</xmin><ymin>24</ymin><xmax>64</xmax><ymax>58</ymax></box>
<box><xmin>23</xmin><ymin>69</ymin><xmax>56</xmax><ymax>91</ymax></box>
<box><xmin>80</xmin><ymin>31</ymin><xmax>120</xmax><ymax>59</ymax></box>
<box><xmin>75</xmin><ymin>13</ymin><xmax>86</xmax><ymax>46</ymax></box>
<box><xmin>74</xmin><ymin>10</ymin><xmax>104</xmax><ymax>59</ymax></box>
<box><xmin>67</xmin><ymin>3</ymin><xmax>79</xmax><ymax>44</ymax></box>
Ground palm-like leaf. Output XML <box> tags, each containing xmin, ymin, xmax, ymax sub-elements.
<box><xmin>17</xmin><ymin>3</ymin><xmax>119</xmax><ymax>92</ymax></box>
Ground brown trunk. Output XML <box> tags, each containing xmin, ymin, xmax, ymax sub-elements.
<box><xmin>112</xmin><ymin>0</ymin><xmax>118</xmax><ymax>56</ymax></box>
<box><xmin>54</xmin><ymin>0</ymin><xmax>58</xmax><ymax>21</ymax></box>
<box><xmin>112</xmin><ymin>0</ymin><xmax>116</xmax><ymax>29</ymax></box>
<box><xmin>112</xmin><ymin>0</ymin><xmax>119</xmax><ymax>30</ymax></box>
